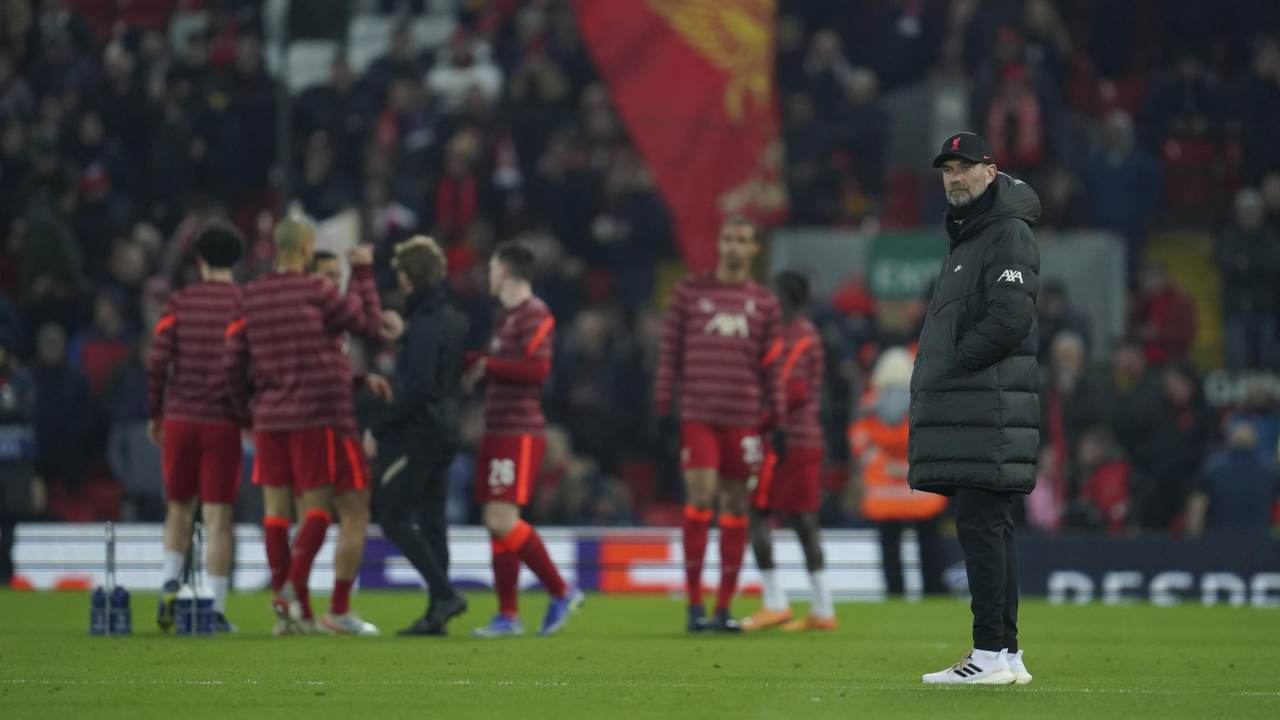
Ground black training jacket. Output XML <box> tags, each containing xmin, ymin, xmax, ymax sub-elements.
<box><xmin>373</xmin><ymin>285</ymin><xmax>468</xmax><ymax>446</ymax></box>
<box><xmin>909</xmin><ymin>173</ymin><xmax>1042</xmax><ymax>495</ymax></box>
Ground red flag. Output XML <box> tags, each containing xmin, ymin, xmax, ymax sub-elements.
<box><xmin>575</xmin><ymin>0</ymin><xmax>787</xmax><ymax>273</ymax></box>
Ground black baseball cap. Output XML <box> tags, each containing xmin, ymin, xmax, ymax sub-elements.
<box><xmin>932</xmin><ymin>132</ymin><xmax>994</xmax><ymax>168</ymax></box>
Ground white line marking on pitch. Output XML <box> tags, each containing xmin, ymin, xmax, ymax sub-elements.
<box><xmin>2</xmin><ymin>678</ymin><xmax>1278</xmax><ymax>697</ymax></box>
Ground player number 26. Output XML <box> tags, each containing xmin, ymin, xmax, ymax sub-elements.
<box><xmin>488</xmin><ymin>459</ymin><xmax>517</xmax><ymax>488</ymax></box>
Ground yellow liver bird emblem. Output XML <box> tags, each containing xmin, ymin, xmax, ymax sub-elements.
<box><xmin>646</xmin><ymin>0</ymin><xmax>775</xmax><ymax>123</ymax></box>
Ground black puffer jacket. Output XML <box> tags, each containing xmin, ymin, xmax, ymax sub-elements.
<box><xmin>909</xmin><ymin>173</ymin><xmax>1042</xmax><ymax>495</ymax></box>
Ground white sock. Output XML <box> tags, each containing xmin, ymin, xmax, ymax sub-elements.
<box><xmin>207</xmin><ymin>575</ymin><xmax>230</xmax><ymax>614</ymax></box>
<box><xmin>972</xmin><ymin>648</ymin><xmax>1003</xmax><ymax>665</ymax></box>
<box><xmin>809</xmin><ymin>570</ymin><xmax>834</xmax><ymax>619</ymax></box>
<box><xmin>761</xmin><ymin>569</ymin><xmax>787</xmax><ymax>611</ymax></box>
<box><xmin>162</xmin><ymin>551</ymin><xmax>184</xmax><ymax>584</ymax></box>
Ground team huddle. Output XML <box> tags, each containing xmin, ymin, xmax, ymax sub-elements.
<box><xmin>145</xmin><ymin>214</ymin><xmax>827</xmax><ymax>638</ymax></box>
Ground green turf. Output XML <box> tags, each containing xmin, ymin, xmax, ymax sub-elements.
<box><xmin>1</xmin><ymin>590</ymin><xmax>1277</xmax><ymax>719</ymax></box>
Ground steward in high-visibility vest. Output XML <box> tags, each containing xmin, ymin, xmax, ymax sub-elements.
<box><xmin>849</xmin><ymin>346</ymin><xmax>947</xmax><ymax>597</ymax></box>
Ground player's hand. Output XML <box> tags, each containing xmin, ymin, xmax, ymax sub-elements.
<box><xmin>462</xmin><ymin>357</ymin><xmax>487</xmax><ymax>394</ymax></box>
<box><xmin>347</xmin><ymin>244</ymin><xmax>374</xmax><ymax>267</ymax></box>
<box><xmin>366</xmin><ymin>373</ymin><xmax>394</xmax><ymax>402</ymax></box>
<box><xmin>362</xmin><ymin>430</ymin><xmax>378</xmax><ymax>459</ymax></box>
<box><xmin>379</xmin><ymin>309</ymin><xmax>405</xmax><ymax>342</ymax></box>
<box><xmin>770</xmin><ymin>428</ymin><xmax>788</xmax><ymax>463</ymax></box>
<box><xmin>147</xmin><ymin>419</ymin><xmax>163</xmax><ymax>445</ymax></box>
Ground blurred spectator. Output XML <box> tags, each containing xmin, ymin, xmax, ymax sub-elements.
<box><xmin>507</xmin><ymin>43</ymin><xmax>572</xmax><ymax>176</ymax></box>
<box><xmin>433</xmin><ymin>131</ymin><xmax>494</xmax><ymax>245</ymax></box>
<box><xmin>1217</xmin><ymin>188</ymin><xmax>1280</xmax><ymax>370</ymax></box>
<box><xmin>1041</xmin><ymin>332</ymin><xmax>1107</xmax><ymax>497</ymax></box>
<box><xmin>838</xmin><ymin>67</ymin><xmax>888</xmax><ymax>207</ymax></box>
<box><xmin>550</xmin><ymin>307</ymin><xmax>624</xmax><ymax>470</ymax></box>
<box><xmin>30</xmin><ymin>323</ymin><xmax>90</xmax><ymax>494</ymax></box>
<box><xmin>1021</xmin><ymin>0</ymin><xmax>1071</xmax><ymax>88</ymax></box>
<box><xmin>0</xmin><ymin>335</ymin><xmax>43</xmax><ymax>585</ymax></box>
<box><xmin>427</xmin><ymin>33</ymin><xmax>504</xmax><ymax>113</ymax></box>
<box><xmin>783</xmin><ymin>92</ymin><xmax>835</xmax><ymax>224</ymax></box>
<box><xmin>219</xmin><ymin>35</ymin><xmax>277</xmax><ymax>204</ymax></box>
<box><xmin>18</xmin><ymin>207</ymin><xmax>85</xmax><ymax>344</ymax></box>
<box><xmin>104</xmin><ymin>337</ymin><xmax>162</xmax><ymax>521</ymax></box>
<box><xmin>1037</xmin><ymin>166</ymin><xmax>1086</xmax><ymax>230</ymax></box>
<box><xmin>1127</xmin><ymin>363</ymin><xmax>1214</xmax><ymax>530</ymax></box>
<box><xmin>1225</xmin><ymin>379</ymin><xmax>1280</xmax><ymax>468</ymax></box>
<box><xmin>1230</xmin><ymin>37</ymin><xmax>1280</xmax><ymax>185</ymax></box>
<box><xmin>364</xmin><ymin>23</ymin><xmax>422</xmax><ymax>101</ymax></box>
<box><xmin>1063</xmin><ymin>426</ymin><xmax>1134</xmax><ymax>535</ymax></box>
<box><xmin>295</xmin><ymin>55</ymin><xmax>370</xmax><ymax>182</ymax></box>
<box><xmin>1130</xmin><ymin>262</ymin><xmax>1197</xmax><ymax>367</ymax></box>
<box><xmin>1263</xmin><ymin>172</ymin><xmax>1280</xmax><ymax>232</ymax></box>
<box><xmin>1037</xmin><ymin>280</ymin><xmax>1091</xmax><ymax>361</ymax></box>
<box><xmin>297</xmin><ymin>131</ymin><xmax>356</xmax><ymax>221</ymax></box>
<box><xmin>69</xmin><ymin>288</ymin><xmax>132</xmax><ymax>397</ymax></box>
<box><xmin>1185</xmin><ymin>423</ymin><xmax>1279</xmax><ymax>537</ymax></box>
<box><xmin>803</xmin><ymin>29</ymin><xmax>854</xmax><ymax>121</ymax></box>
<box><xmin>1107</xmin><ymin>337</ymin><xmax>1163</xmax><ymax>473</ymax></box>
<box><xmin>979</xmin><ymin>63</ymin><xmax>1049</xmax><ymax>179</ymax></box>
<box><xmin>1142</xmin><ymin>50</ymin><xmax>1226</xmax><ymax>147</ymax></box>
<box><xmin>1085</xmin><ymin>111</ymin><xmax>1160</xmax><ymax>285</ymax></box>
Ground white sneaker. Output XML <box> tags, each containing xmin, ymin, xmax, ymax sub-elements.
<box><xmin>922</xmin><ymin>649</ymin><xmax>1016</xmax><ymax>685</ymax></box>
<box><xmin>321</xmin><ymin>612</ymin><xmax>380</xmax><ymax>636</ymax></box>
<box><xmin>1006</xmin><ymin>649</ymin><xmax>1033</xmax><ymax>685</ymax></box>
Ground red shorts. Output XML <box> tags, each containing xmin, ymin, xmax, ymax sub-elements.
<box><xmin>680</xmin><ymin>423</ymin><xmax>763</xmax><ymax>481</ymax></box>
<box><xmin>753</xmin><ymin>445</ymin><xmax>824</xmax><ymax>515</ymax></box>
<box><xmin>476</xmin><ymin>434</ymin><xmax>545</xmax><ymax>506</ymax></box>
<box><xmin>253</xmin><ymin>427</ymin><xmax>368</xmax><ymax>495</ymax></box>
<box><xmin>162</xmin><ymin>420</ymin><xmax>243</xmax><ymax>504</ymax></box>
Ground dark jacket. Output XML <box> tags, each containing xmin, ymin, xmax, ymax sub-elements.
<box><xmin>909</xmin><ymin>173</ymin><xmax>1042</xmax><ymax>495</ymax></box>
<box><xmin>372</xmin><ymin>286</ymin><xmax>468</xmax><ymax>446</ymax></box>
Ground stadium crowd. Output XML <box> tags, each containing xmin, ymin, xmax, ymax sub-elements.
<box><xmin>0</xmin><ymin>0</ymin><xmax>1278</xmax><ymax>551</ymax></box>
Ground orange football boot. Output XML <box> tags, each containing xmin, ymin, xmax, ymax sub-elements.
<box><xmin>739</xmin><ymin>607</ymin><xmax>793</xmax><ymax>631</ymax></box>
<box><xmin>781</xmin><ymin>615</ymin><xmax>837</xmax><ymax>632</ymax></box>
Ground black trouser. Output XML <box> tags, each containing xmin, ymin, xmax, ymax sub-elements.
<box><xmin>876</xmin><ymin>516</ymin><xmax>947</xmax><ymax>597</ymax></box>
<box><xmin>0</xmin><ymin>519</ymin><xmax>15</xmax><ymax>584</ymax></box>
<box><xmin>954</xmin><ymin>487</ymin><xmax>1019</xmax><ymax>653</ymax></box>
<box><xmin>375</xmin><ymin>439</ymin><xmax>457</xmax><ymax>605</ymax></box>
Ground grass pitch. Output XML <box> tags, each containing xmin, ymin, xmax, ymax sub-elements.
<box><xmin>1</xmin><ymin>590</ymin><xmax>1277</xmax><ymax>719</ymax></box>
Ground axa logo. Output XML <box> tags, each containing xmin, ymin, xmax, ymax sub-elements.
<box><xmin>997</xmin><ymin>269</ymin><xmax>1024</xmax><ymax>284</ymax></box>
<box><xmin>705</xmin><ymin>312</ymin><xmax>749</xmax><ymax>338</ymax></box>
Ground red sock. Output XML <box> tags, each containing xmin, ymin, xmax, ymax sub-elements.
<box><xmin>491</xmin><ymin>541</ymin><xmax>520</xmax><ymax>618</ymax></box>
<box><xmin>263</xmin><ymin>516</ymin><xmax>291</xmax><ymax>594</ymax></box>
<box><xmin>287</xmin><ymin>509</ymin><xmax>331</xmax><ymax>619</ymax></box>
<box><xmin>716</xmin><ymin>514</ymin><xmax>748</xmax><ymax>612</ymax></box>
<box><xmin>506</xmin><ymin>521</ymin><xmax>568</xmax><ymax>599</ymax></box>
<box><xmin>331</xmin><ymin>578</ymin><xmax>353</xmax><ymax>616</ymax></box>
<box><xmin>683</xmin><ymin>506</ymin><xmax>712</xmax><ymax>608</ymax></box>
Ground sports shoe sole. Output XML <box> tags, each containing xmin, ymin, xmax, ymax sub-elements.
<box><xmin>922</xmin><ymin>669</ymin><xmax>1017</xmax><ymax>685</ymax></box>
<box><xmin>1014</xmin><ymin>673</ymin><xmax>1033</xmax><ymax>685</ymax></box>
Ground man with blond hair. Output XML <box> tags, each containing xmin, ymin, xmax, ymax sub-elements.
<box><xmin>223</xmin><ymin>217</ymin><xmax>384</xmax><ymax>635</ymax></box>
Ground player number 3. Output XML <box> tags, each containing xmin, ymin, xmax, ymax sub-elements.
<box><xmin>741</xmin><ymin>435</ymin><xmax>763</xmax><ymax>465</ymax></box>
<box><xmin>488</xmin><ymin>458</ymin><xmax>517</xmax><ymax>489</ymax></box>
